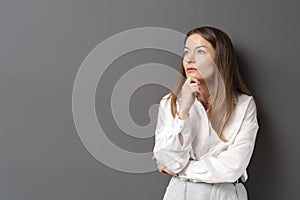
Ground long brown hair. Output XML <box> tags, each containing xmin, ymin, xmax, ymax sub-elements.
<box><xmin>167</xmin><ymin>26</ymin><xmax>252</xmax><ymax>142</ymax></box>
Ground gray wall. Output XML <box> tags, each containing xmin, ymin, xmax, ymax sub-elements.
<box><xmin>0</xmin><ymin>0</ymin><xmax>299</xmax><ymax>199</ymax></box>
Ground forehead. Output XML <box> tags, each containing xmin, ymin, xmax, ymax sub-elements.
<box><xmin>185</xmin><ymin>33</ymin><xmax>214</xmax><ymax>49</ymax></box>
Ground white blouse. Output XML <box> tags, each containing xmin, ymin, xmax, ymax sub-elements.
<box><xmin>153</xmin><ymin>93</ymin><xmax>259</xmax><ymax>183</ymax></box>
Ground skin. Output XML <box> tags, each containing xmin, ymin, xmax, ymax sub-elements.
<box><xmin>181</xmin><ymin>33</ymin><xmax>217</xmax><ymax>112</ymax></box>
<box><xmin>155</xmin><ymin>33</ymin><xmax>217</xmax><ymax>176</ymax></box>
<box><xmin>183</xmin><ymin>33</ymin><xmax>217</xmax><ymax>78</ymax></box>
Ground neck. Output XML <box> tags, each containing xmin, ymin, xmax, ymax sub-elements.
<box><xmin>197</xmin><ymin>81</ymin><xmax>211</xmax><ymax>110</ymax></box>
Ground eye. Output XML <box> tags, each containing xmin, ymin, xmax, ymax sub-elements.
<box><xmin>197</xmin><ymin>49</ymin><xmax>206</xmax><ymax>54</ymax></box>
<box><xmin>183</xmin><ymin>51</ymin><xmax>190</xmax><ymax>57</ymax></box>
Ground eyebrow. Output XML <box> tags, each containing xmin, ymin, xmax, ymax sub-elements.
<box><xmin>184</xmin><ymin>45</ymin><xmax>208</xmax><ymax>49</ymax></box>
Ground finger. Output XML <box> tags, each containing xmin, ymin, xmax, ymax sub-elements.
<box><xmin>184</xmin><ymin>77</ymin><xmax>191</xmax><ymax>84</ymax></box>
<box><xmin>189</xmin><ymin>85</ymin><xmax>201</xmax><ymax>93</ymax></box>
<box><xmin>158</xmin><ymin>165</ymin><xmax>168</xmax><ymax>172</ymax></box>
<box><xmin>189</xmin><ymin>82</ymin><xmax>200</xmax><ymax>87</ymax></box>
<box><xmin>189</xmin><ymin>76</ymin><xmax>198</xmax><ymax>81</ymax></box>
<box><xmin>189</xmin><ymin>80</ymin><xmax>200</xmax><ymax>87</ymax></box>
<box><xmin>189</xmin><ymin>83</ymin><xmax>201</xmax><ymax>93</ymax></box>
<box><xmin>189</xmin><ymin>77</ymin><xmax>200</xmax><ymax>84</ymax></box>
<box><xmin>162</xmin><ymin>168</ymin><xmax>176</xmax><ymax>176</ymax></box>
<box><xmin>190</xmin><ymin>89</ymin><xmax>200</xmax><ymax>95</ymax></box>
<box><xmin>160</xmin><ymin>167</ymin><xmax>171</xmax><ymax>175</ymax></box>
<box><xmin>190</xmin><ymin>85</ymin><xmax>201</xmax><ymax>92</ymax></box>
<box><xmin>160</xmin><ymin>169</ymin><xmax>168</xmax><ymax>175</ymax></box>
<box><xmin>161</xmin><ymin>169</ymin><xmax>170</xmax><ymax>175</ymax></box>
<box><xmin>195</xmin><ymin>92</ymin><xmax>201</xmax><ymax>100</ymax></box>
<box><xmin>158</xmin><ymin>166</ymin><xmax>168</xmax><ymax>174</ymax></box>
<box><xmin>189</xmin><ymin>82</ymin><xmax>201</xmax><ymax>87</ymax></box>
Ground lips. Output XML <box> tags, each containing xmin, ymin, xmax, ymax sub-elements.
<box><xmin>187</xmin><ymin>67</ymin><xmax>197</xmax><ymax>72</ymax></box>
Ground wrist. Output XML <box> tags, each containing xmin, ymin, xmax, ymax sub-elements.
<box><xmin>177</xmin><ymin>111</ymin><xmax>189</xmax><ymax>119</ymax></box>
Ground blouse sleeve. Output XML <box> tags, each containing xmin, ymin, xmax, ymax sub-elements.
<box><xmin>178</xmin><ymin>97</ymin><xmax>259</xmax><ymax>183</ymax></box>
<box><xmin>153</xmin><ymin>96</ymin><xmax>194</xmax><ymax>174</ymax></box>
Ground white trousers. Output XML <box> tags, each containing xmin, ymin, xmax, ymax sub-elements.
<box><xmin>163</xmin><ymin>176</ymin><xmax>247</xmax><ymax>200</ymax></box>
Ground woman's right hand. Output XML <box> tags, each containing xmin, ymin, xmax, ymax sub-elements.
<box><xmin>152</xmin><ymin>155</ymin><xmax>178</xmax><ymax>176</ymax></box>
<box><xmin>178</xmin><ymin>77</ymin><xmax>201</xmax><ymax>119</ymax></box>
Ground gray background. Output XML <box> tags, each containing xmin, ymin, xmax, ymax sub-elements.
<box><xmin>0</xmin><ymin>0</ymin><xmax>299</xmax><ymax>199</ymax></box>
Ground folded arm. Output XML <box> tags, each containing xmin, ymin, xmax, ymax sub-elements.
<box><xmin>178</xmin><ymin>98</ymin><xmax>259</xmax><ymax>183</ymax></box>
<box><xmin>153</xmin><ymin>98</ymin><xmax>194</xmax><ymax>174</ymax></box>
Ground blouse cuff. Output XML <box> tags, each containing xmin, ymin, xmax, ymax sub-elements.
<box><xmin>173</xmin><ymin>113</ymin><xmax>191</xmax><ymax>134</ymax></box>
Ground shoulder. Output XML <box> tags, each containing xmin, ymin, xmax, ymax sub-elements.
<box><xmin>223</xmin><ymin>93</ymin><xmax>258</xmax><ymax>139</ymax></box>
<box><xmin>235</xmin><ymin>93</ymin><xmax>258</xmax><ymax>119</ymax></box>
<box><xmin>159</xmin><ymin>93</ymin><xmax>172</xmax><ymax>111</ymax></box>
<box><xmin>237</xmin><ymin>93</ymin><xmax>252</xmax><ymax>102</ymax></box>
<box><xmin>159</xmin><ymin>92</ymin><xmax>172</xmax><ymax>105</ymax></box>
<box><xmin>236</xmin><ymin>93</ymin><xmax>256</xmax><ymax>108</ymax></box>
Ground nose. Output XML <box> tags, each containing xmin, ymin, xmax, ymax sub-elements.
<box><xmin>186</xmin><ymin>53</ymin><xmax>196</xmax><ymax>64</ymax></box>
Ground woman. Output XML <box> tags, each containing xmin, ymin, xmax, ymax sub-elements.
<box><xmin>152</xmin><ymin>26</ymin><xmax>259</xmax><ymax>200</ymax></box>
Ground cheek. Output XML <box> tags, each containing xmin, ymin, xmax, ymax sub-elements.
<box><xmin>182</xmin><ymin>59</ymin><xmax>189</xmax><ymax>68</ymax></box>
<box><xmin>182</xmin><ymin>60</ymin><xmax>191</xmax><ymax>72</ymax></box>
<box><xmin>198</xmin><ymin>66</ymin><xmax>215</xmax><ymax>78</ymax></box>
<box><xmin>196</xmin><ymin>59</ymin><xmax>216</xmax><ymax>79</ymax></box>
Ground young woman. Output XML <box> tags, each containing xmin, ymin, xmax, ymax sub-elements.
<box><xmin>153</xmin><ymin>26</ymin><xmax>259</xmax><ymax>200</ymax></box>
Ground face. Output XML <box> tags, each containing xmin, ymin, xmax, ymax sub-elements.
<box><xmin>183</xmin><ymin>33</ymin><xmax>217</xmax><ymax>81</ymax></box>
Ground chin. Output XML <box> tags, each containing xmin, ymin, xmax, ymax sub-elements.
<box><xmin>186</xmin><ymin>72</ymin><xmax>202</xmax><ymax>80</ymax></box>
